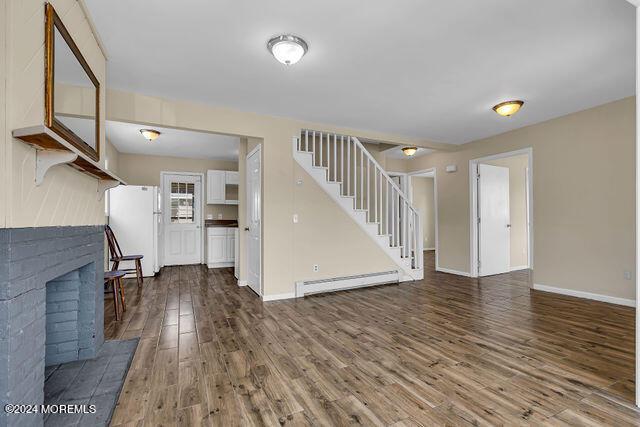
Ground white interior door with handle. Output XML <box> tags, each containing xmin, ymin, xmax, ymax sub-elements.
<box><xmin>478</xmin><ymin>164</ymin><xmax>510</xmax><ymax>276</ymax></box>
<box><xmin>246</xmin><ymin>147</ymin><xmax>261</xmax><ymax>295</ymax></box>
<box><xmin>162</xmin><ymin>173</ymin><xmax>202</xmax><ymax>266</ymax></box>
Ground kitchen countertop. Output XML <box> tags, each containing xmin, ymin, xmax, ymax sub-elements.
<box><xmin>205</xmin><ymin>219</ymin><xmax>238</xmax><ymax>228</ymax></box>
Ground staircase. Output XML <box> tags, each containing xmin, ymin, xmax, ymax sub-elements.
<box><xmin>293</xmin><ymin>130</ymin><xmax>423</xmax><ymax>282</ymax></box>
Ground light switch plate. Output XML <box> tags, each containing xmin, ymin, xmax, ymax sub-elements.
<box><xmin>293</xmin><ymin>214</ymin><xmax>299</xmax><ymax>223</ymax></box>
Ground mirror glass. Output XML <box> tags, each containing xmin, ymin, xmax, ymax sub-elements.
<box><xmin>53</xmin><ymin>26</ymin><xmax>97</xmax><ymax>153</ymax></box>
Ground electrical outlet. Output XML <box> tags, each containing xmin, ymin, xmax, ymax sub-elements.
<box><xmin>624</xmin><ymin>271</ymin><xmax>632</xmax><ymax>280</ymax></box>
<box><xmin>313</xmin><ymin>264</ymin><xmax>319</xmax><ymax>272</ymax></box>
<box><xmin>293</xmin><ymin>214</ymin><xmax>299</xmax><ymax>223</ymax></box>
<box><xmin>217</xmin><ymin>213</ymin><xmax>223</xmax><ymax>219</ymax></box>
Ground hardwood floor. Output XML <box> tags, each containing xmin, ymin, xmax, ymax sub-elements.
<box><xmin>105</xmin><ymin>252</ymin><xmax>638</xmax><ymax>426</ymax></box>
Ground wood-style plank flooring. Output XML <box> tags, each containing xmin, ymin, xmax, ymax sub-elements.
<box><xmin>105</xmin><ymin>252</ymin><xmax>638</xmax><ymax>426</ymax></box>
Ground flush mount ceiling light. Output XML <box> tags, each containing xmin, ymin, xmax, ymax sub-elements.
<box><xmin>267</xmin><ymin>34</ymin><xmax>308</xmax><ymax>65</ymax></box>
<box><xmin>402</xmin><ymin>146</ymin><xmax>418</xmax><ymax>157</ymax></box>
<box><xmin>493</xmin><ymin>100</ymin><xmax>524</xmax><ymax>117</ymax></box>
<box><xmin>140</xmin><ymin>129</ymin><xmax>161</xmax><ymax>141</ymax></box>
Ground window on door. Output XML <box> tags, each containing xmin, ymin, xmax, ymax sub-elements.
<box><xmin>170</xmin><ymin>182</ymin><xmax>195</xmax><ymax>223</ymax></box>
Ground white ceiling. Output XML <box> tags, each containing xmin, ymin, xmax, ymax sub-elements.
<box><xmin>106</xmin><ymin>121</ymin><xmax>240</xmax><ymax>160</ymax></box>
<box><xmin>86</xmin><ymin>0</ymin><xmax>635</xmax><ymax>145</ymax></box>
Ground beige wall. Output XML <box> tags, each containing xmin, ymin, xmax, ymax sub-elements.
<box><xmin>411</xmin><ymin>177</ymin><xmax>436</xmax><ymax>250</ymax></box>
<box><xmin>484</xmin><ymin>155</ymin><xmax>529</xmax><ymax>269</ymax></box>
<box><xmin>405</xmin><ymin>97</ymin><xmax>635</xmax><ymax>300</ymax></box>
<box><xmin>105</xmin><ymin>89</ymin><xmax>421</xmax><ymax>298</ymax></box>
<box><xmin>293</xmin><ymin>163</ymin><xmax>397</xmax><ymax>282</ymax></box>
<box><xmin>117</xmin><ymin>153</ymin><xmax>239</xmax><ymax>220</ymax></box>
<box><xmin>3</xmin><ymin>0</ymin><xmax>107</xmax><ymax>228</ymax></box>
<box><xmin>0</xmin><ymin>1</ymin><xmax>7</xmax><ymax>229</ymax></box>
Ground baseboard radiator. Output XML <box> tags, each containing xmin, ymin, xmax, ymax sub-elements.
<box><xmin>295</xmin><ymin>270</ymin><xmax>400</xmax><ymax>298</ymax></box>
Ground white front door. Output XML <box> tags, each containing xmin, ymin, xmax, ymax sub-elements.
<box><xmin>478</xmin><ymin>164</ymin><xmax>510</xmax><ymax>276</ymax></box>
<box><xmin>246</xmin><ymin>147</ymin><xmax>261</xmax><ymax>295</ymax></box>
<box><xmin>162</xmin><ymin>173</ymin><xmax>202</xmax><ymax>266</ymax></box>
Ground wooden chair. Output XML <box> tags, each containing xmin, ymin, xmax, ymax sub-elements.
<box><xmin>105</xmin><ymin>225</ymin><xmax>144</xmax><ymax>287</ymax></box>
<box><xmin>104</xmin><ymin>270</ymin><xmax>126</xmax><ymax>321</ymax></box>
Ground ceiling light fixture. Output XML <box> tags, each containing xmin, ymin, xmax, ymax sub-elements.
<box><xmin>140</xmin><ymin>129</ymin><xmax>161</xmax><ymax>141</ymax></box>
<box><xmin>402</xmin><ymin>146</ymin><xmax>418</xmax><ymax>157</ymax></box>
<box><xmin>267</xmin><ymin>34</ymin><xmax>308</xmax><ymax>65</ymax></box>
<box><xmin>493</xmin><ymin>100</ymin><xmax>524</xmax><ymax>117</ymax></box>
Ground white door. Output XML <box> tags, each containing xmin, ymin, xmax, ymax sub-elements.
<box><xmin>478</xmin><ymin>164</ymin><xmax>510</xmax><ymax>276</ymax></box>
<box><xmin>246</xmin><ymin>147</ymin><xmax>261</xmax><ymax>295</ymax></box>
<box><xmin>162</xmin><ymin>173</ymin><xmax>203</xmax><ymax>266</ymax></box>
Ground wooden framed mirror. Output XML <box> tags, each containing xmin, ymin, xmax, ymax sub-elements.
<box><xmin>45</xmin><ymin>3</ymin><xmax>100</xmax><ymax>161</ymax></box>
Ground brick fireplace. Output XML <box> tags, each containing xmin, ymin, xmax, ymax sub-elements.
<box><xmin>0</xmin><ymin>226</ymin><xmax>104</xmax><ymax>426</ymax></box>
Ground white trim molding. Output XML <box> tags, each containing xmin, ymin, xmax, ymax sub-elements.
<box><xmin>436</xmin><ymin>267</ymin><xmax>473</xmax><ymax>277</ymax></box>
<box><xmin>533</xmin><ymin>284</ymin><xmax>636</xmax><ymax>308</ymax></box>
<box><xmin>509</xmin><ymin>265</ymin><xmax>530</xmax><ymax>272</ymax></box>
<box><xmin>262</xmin><ymin>292</ymin><xmax>296</xmax><ymax>302</ymax></box>
<box><xmin>237</xmin><ymin>280</ymin><xmax>248</xmax><ymax>287</ymax></box>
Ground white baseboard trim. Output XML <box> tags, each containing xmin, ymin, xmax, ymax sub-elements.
<box><xmin>208</xmin><ymin>262</ymin><xmax>233</xmax><ymax>269</ymax></box>
<box><xmin>424</xmin><ymin>248</ymin><xmax>436</xmax><ymax>251</ymax></box>
<box><xmin>436</xmin><ymin>267</ymin><xmax>473</xmax><ymax>277</ymax></box>
<box><xmin>237</xmin><ymin>280</ymin><xmax>247</xmax><ymax>287</ymax></box>
<box><xmin>262</xmin><ymin>292</ymin><xmax>296</xmax><ymax>302</ymax></box>
<box><xmin>295</xmin><ymin>271</ymin><xmax>399</xmax><ymax>298</ymax></box>
<box><xmin>510</xmin><ymin>265</ymin><xmax>530</xmax><ymax>272</ymax></box>
<box><xmin>533</xmin><ymin>283</ymin><xmax>636</xmax><ymax>307</ymax></box>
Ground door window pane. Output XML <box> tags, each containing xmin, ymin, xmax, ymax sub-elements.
<box><xmin>170</xmin><ymin>182</ymin><xmax>195</xmax><ymax>223</ymax></box>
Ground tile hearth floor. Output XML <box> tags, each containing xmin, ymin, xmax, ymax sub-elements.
<box><xmin>43</xmin><ymin>339</ymin><xmax>138</xmax><ymax>426</ymax></box>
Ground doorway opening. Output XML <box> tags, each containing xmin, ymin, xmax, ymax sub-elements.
<box><xmin>470</xmin><ymin>148</ymin><xmax>533</xmax><ymax>278</ymax></box>
<box><xmin>407</xmin><ymin>169</ymin><xmax>439</xmax><ymax>272</ymax></box>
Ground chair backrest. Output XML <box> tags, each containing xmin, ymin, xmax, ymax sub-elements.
<box><xmin>105</xmin><ymin>225</ymin><xmax>123</xmax><ymax>260</ymax></box>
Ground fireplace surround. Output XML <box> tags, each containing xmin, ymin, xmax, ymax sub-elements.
<box><xmin>0</xmin><ymin>226</ymin><xmax>104</xmax><ymax>426</ymax></box>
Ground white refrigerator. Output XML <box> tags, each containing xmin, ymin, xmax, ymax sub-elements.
<box><xmin>108</xmin><ymin>185</ymin><xmax>162</xmax><ymax>277</ymax></box>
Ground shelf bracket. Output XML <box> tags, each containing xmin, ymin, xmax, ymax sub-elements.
<box><xmin>35</xmin><ymin>150</ymin><xmax>78</xmax><ymax>186</ymax></box>
<box><xmin>97</xmin><ymin>179</ymin><xmax>120</xmax><ymax>201</ymax></box>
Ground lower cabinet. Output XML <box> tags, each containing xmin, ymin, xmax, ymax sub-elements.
<box><xmin>207</xmin><ymin>227</ymin><xmax>236</xmax><ymax>268</ymax></box>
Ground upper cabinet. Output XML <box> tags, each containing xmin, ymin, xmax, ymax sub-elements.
<box><xmin>225</xmin><ymin>171</ymin><xmax>239</xmax><ymax>185</ymax></box>
<box><xmin>207</xmin><ymin>170</ymin><xmax>225</xmax><ymax>204</ymax></box>
<box><xmin>207</xmin><ymin>170</ymin><xmax>239</xmax><ymax>204</ymax></box>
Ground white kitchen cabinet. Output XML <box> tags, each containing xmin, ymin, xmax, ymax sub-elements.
<box><xmin>207</xmin><ymin>227</ymin><xmax>236</xmax><ymax>268</ymax></box>
<box><xmin>226</xmin><ymin>234</ymin><xmax>235</xmax><ymax>262</ymax></box>
<box><xmin>206</xmin><ymin>170</ymin><xmax>239</xmax><ymax>204</ymax></box>
<box><xmin>206</xmin><ymin>170</ymin><xmax>225</xmax><ymax>204</ymax></box>
<box><xmin>207</xmin><ymin>234</ymin><xmax>226</xmax><ymax>264</ymax></box>
<box><xmin>225</xmin><ymin>171</ymin><xmax>239</xmax><ymax>185</ymax></box>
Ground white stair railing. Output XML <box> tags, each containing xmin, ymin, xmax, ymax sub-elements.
<box><xmin>297</xmin><ymin>129</ymin><xmax>423</xmax><ymax>271</ymax></box>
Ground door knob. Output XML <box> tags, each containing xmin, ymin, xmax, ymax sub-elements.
<box><xmin>506</xmin><ymin>224</ymin><xmax>511</xmax><ymax>228</ymax></box>
<box><xmin>244</xmin><ymin>227</ymin><xmax>250</xmax><ymax>231</ymax></box>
